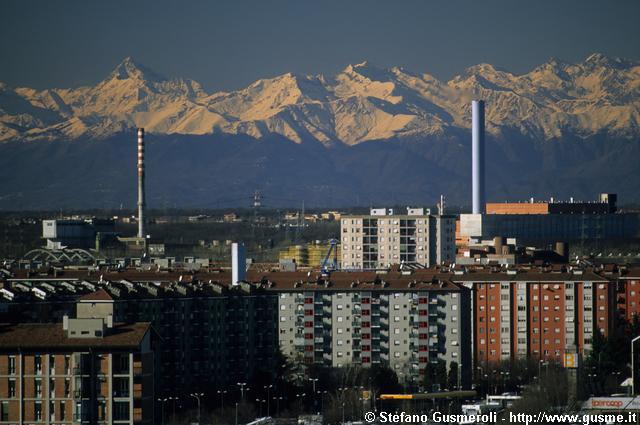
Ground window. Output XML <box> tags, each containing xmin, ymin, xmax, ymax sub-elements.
<box><xmin>60</xmin><ymin>401</ymin><xmax>66</xmax><ymax>421</ymax></box>
<box><xmin>35</xmin><ymin>378</ymin><xmax>42</xmax><ymax>397</ymax></box>
<box><xmin>35</xmin><ymin>401</ymin><xmax>42</xmax><ymax>421</ymax></box>
<box><xmin>113</xmin><ymin>401</ymin><xmax>130</xmax><ymax>421</ymax></box>
<box><xmin>8</xmin><ymin>356</ymin><xmax>15</xmax><ymax>375</ymax></box>
<box><xmin>35</xmin><ymin>355</ymin><xmax>42</xmax><ymax>374</ymax></box>
<box><xmin>8</xmin><ymin>379</ymin><xmax>15</xmax><ymax>398</ymax></box>
<box><xmin>0</xmin><ymin>401</ymin><xmax>7</xmax><ymax>421</ymax></box>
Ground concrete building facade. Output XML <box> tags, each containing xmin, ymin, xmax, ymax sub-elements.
<box><xmin>270</xmin><ymin>271</ymin><xmax>472</xmax><ymax>388</ymax></box>
<box><xmin>340</xmin><ymin>209</ymin><xmax>456</xmax><ymax>270</ymax></box>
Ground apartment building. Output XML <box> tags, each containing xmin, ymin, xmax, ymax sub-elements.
<box><xmin>612</xmin><ymin>267</ymin><xmax>640</xmax><ymax>322</ymax></box>
<box><xmin>0</xmin><ymin>317</ymin><xmax>153</xmax><ymax>425</ymax></box>
<box><xmin>453</xmin><ymin>268</ymin><xmax>613</xmax><ymax>366</ymax></box>
<box><xmin>74</xmin><ymin>281</ymin><xmax>279</xmax><ymax>396</ymax></box>
<box><xmin>0</xmin><ymin>272</ymin><xmax>279</xmax><ymax>398</ymax></box>
<box><xmin>266</xmin><ymin>270</ymin><xmax>472</xmax><ymax>388</ymax></box>
<box><xmin>340</xmin><ymin>208</ymin><xmax>456</xmax><ymax>270</ymax></box>
<box><xmin>1</xmin><ymin>264</ymin><xmax>638</xmax><ymax>395</ymax></box>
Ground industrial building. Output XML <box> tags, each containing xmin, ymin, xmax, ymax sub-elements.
<box><xmin>459</xmin><ymin>203</ymin><xmax>640</xmax><ymax>245</ymax></box>
<box><xmin>460</xmin><ymin>99</ymin><xmax>640</xmax><ymax>246</ymax></box>
<box><xmin>0</xmin><ymin>317</ymin><xmax>154</xmax><ymax>424</ymax></box>
<box><xmin>278</xmin><ymin>241</ymin><xmax>341</xmax><ymax>269</ymax></box>
<box><xmin>42</xmin><ymin>219</ymin><xmax>117</xmax><ymax>251</ymax></box>
<box><xmin>340</xmin><ymin>207</ymin><xmax>456</xmax><ymax>270</ymax></box>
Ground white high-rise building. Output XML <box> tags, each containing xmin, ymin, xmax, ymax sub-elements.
<box><xmin>340</xmin><ymin>208</ymin><xmax>456</xmax><ymax>270</ymax></box>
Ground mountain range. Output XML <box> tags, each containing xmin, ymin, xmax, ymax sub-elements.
<box><xmin>0</xmin><ymin>54</ymin><xmax>639</xmax><ymax>209</ymax></box>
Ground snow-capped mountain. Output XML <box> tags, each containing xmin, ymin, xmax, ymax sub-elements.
<box><xmin>2</xmin><ymin>54</ymin><xmax>639</xmax><ymax>144</ymax></box>
<box><xmin>1</xmin><ymin>54</ymin><xmax>640</xmax><ymax>209</ymax></box>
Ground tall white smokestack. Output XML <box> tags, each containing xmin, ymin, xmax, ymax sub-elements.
<box><xmin>472</xmin><ymin>100</ymin><xmax>485</xmax><ymax>214</ymax></box>
<box><xmin>137</xmin><ymin>128</ymin><xmax>146</xmax><ymax>238</ymax></box>
<box><xmin>232</xmin><ymin>243</ymin><xmax>246</xmax><ymax>285</ymax></box>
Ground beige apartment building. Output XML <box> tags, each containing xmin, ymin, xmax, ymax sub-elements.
<box><xmin>340</xmin><ymin>208</ymin><xmax>456</xmax><ymax>270</ymax></box>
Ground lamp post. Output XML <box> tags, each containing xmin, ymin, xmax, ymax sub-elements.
<box><xmin>190</xmin><ymin>393</ymin><xmax>203</xmax><ymax>425</ymax></box>
<box><xmin>309</xmin><ymin>378</ymin><xmax>318</xmax><ymax>412</ymax></box>
<box><xmin>157</xmin><ymin>398</ymin><xmax>168</xmax><ymax>425</ymax></box>
<box><xmin>217</xmin><ymin>389</ymin><xmax>227</xmax><ymax>411</ymax></box>
<box><xmin>338</xmin><ymin>387</ymin><xmax>347</xmax><ymax>424</ymax></box>
<box><xmin>272</xmin><ymin>396</ymin><xmax>284</xmax><ymax>417</ymax></box>
<box><xmin>538</xmin><ymin>360</ymin><xmax>547</xmax><ymax>390</ymax></box>
<box><xmin>264</xmin><ymin>385</ymin><xmax>273</xmax><ymax>416</ymax></box>
<box><xmin>237</xmin><ymin>382</ymin><xmax>247</xmax><ymax>401</ymax></box>
<box><xmin>296</xmin><ymin>392</ymin><xmax>306</xmax><ymax>413</ymax></box>
<box><xmin>319</xmin><ymin>390</ymin><xmax>328</xmax><ymax>414</ymax></box>
<box><xmin>168</xmin><ymin>396</ymin><xmax>179</xmax><ymax>425</ymax></box>
<box><xmin>632</xmin><ymin>336</ymin><xmax>640</xmax><ymax>395</ymax></box>
<box><xmin>255</xmin><ymin>399</ymin><xmax>264</xmax><ymax>417</ymax></box>
<box><xmin>235</xmin><ymin>402</ymin><xmax>239</xmax><ymax>425</ymax></box>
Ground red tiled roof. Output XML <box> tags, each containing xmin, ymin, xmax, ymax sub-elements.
<box><xmin>0</xmin><ymin>322</ymin><xmax>150</xmax><ymax>350</ymax></box>
<box><xmin>79</xmin><ymin>288</ymin><xmax>113</xmax><ymax>301</ymax></box>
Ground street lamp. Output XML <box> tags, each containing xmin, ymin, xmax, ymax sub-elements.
<box><xmin>319</xmin><ymin>390</ymin><xmax>328</xmax><ymax>413</ymax></box>
<box><xmin>168</xmin><ymin>396</ymin><xmax>179</xmax><ymax>425</ymax></box>
<box><xmin>538</xmin><ymin>360</ymin><xmax>547</xmax><ymax>389</ymax></box>
<box><xmin>338</xmin><ymin>387</ymin><xmax>348</xmax><ymax>424</ymax></box>
<box><xmin>309</xmin><ymin>378</ymin><xmax>318</xmax><ymax>412</ymax></box>
<box><xmin>237</xmin><ymin>382</ymin><xmax>247</xmax><ymax>400</ymax></box>
<box><xmin>190</xmin><ymin>393</ymin><xmax>204</xmax><ymax>425</ymax></box>
<box><xmin>632</xmin><ymin>336</ymin><xmax>640</xmax><ymax>395</ymax></box>
<box><xmin>272</xmin><ymin>396</ymin><xmax>284</xmax><ymax>417</ymax></box>
<box><xmin>217</xmin><ymin>389</ymin><xmax>227</xmax><ymax>411</ymax></box>
<box><xmin>263</xmin><ymin>385</ymin><xmax>273</xmax><ymax>416</ymax></box>
<box><xmin>255</xmin><ymin>399</ymin><xmax>265</xmax><ymax>417</ymax></box>
<box><xmin>157</xmin><ymin>398</ymin><xmax>168</xmax><ymax>425</ymax></box>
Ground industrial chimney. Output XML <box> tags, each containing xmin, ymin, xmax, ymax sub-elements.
<box><xmin>232</xmin><ymin>243</ymin><xmax>246</xmax><ymax>285</ymax></box>
<box><xmin>137</xmin><ymin>128</ymin><xmax>146</xmax><ymax>239</ymax></box>
<box><xmin>472</xmin><ymin>100</ymin><xmax>485</xmax><ymax>214</ymax></box>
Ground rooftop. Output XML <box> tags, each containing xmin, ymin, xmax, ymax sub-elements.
<box><xmin>0</xmin><ymin>322</ymin><xmax>150</xmax><ymax>350</ymax></box>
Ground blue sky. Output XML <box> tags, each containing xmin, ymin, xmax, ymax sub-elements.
<box><xmin>1</xmin><ymin>0</ymin><xmax>639</xmax><ymax>92</ymax></box>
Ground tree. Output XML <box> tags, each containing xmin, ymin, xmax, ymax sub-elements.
<box><xmin>435</xmin><ymin>360</ymin><xmax>447</xmax><ymax>390</ymax></box>
<box><xmin>447</xmin><ymin>362</ymin><xmax>459</xmax><ymax>390</ymax></box>
<box><xmin>423</xmin><ymin>362</ymin><xmax>436</xmax><ymax>392</ymax></box>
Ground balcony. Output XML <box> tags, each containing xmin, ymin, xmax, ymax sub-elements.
<box><xmin>133</xmin><ymin>384</ymin><xmax>143</xmax><ymax>399</ymax></box>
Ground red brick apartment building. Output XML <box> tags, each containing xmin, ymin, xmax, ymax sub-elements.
<box><xmin>0</xmin><ymin>317</ymin><xmax>153</xmax><ymax>425</ymax></box>
<box><xmin>453</xmin><ymin>268</ymin><xmax>615</xmax><ymax>366</ymax></box>
<box><xmin>613</xmin><ymin>267</ymin><xmax>640</xmax><ymax>322</ymax></box>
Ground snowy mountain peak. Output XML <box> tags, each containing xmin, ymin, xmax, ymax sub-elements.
<box><xmin>2</xmin><ymin>54</ymin><xmax>640</xmax><ymax>144</ymax></box>
<box><xmin>582</xmin><ymin>52</ymin><xmax>637</xmax><ymax>70</ymax></box>
<box><xmin>108</xmin><ymin>56</ymin><xmax>166</xmax><ymax>82</ymax></box>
